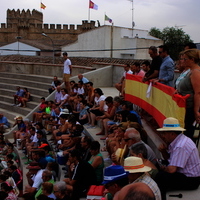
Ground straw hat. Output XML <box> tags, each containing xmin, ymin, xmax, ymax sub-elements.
<box><xmin>115</xmin><ymin>145</ymin><xmax>127</xmax><ymax>165</ymax></box>
<box><xmin>124</xmin><ymin>156</ymin><xmax>151</xmax><ymax>173</ymax></box>
<box><xmin>14</xmin><ymin>116</ymin><xmax>23</xmax><ymax>121</ymax></box>
<box><xmin>102</xmin><ymin>165</ymin><xmax>129</xmax><ymax>185</ymax></box>
<box><xmin>157</xmin><ymin>117</ymin><xmax>185</xmax><ymax>131</ymax></box>
<box><xmin>60</xmin><ymin>108</ymin><xmax>70</xmax><ymax>115</ymax></box>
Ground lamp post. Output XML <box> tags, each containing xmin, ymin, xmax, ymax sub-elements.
<box><xmin>42</xmin><ymin>33</ymin><xmax>55</xmax><ymax>64</ymax></box>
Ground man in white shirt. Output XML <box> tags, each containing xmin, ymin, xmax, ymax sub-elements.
<box><xmin>63</xmin><ymin>52</ymin><xmax>72</xmax><ymax>91</ymax></box>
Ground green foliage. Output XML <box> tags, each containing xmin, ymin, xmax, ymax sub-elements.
<box><xmin>149</xmin><ymin>27</ymin><xmax>193</xmax><ymax>60</ymax></box>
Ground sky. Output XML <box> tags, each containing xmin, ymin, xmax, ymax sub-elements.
<box><xmin>0</xmin><ymin>0</ymin><xmax>199</xmax><ymax>42</ymax></box>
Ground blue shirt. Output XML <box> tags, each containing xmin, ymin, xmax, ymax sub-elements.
<box><xmin>0</xmin><ymin>116</ymin><xmax>9</xmax><ymax>127</ymax></box>
<box><xmin>159</xmin><ymin>56</ymin><xmax>174</xmax><ymax>87</ymax></box>
<box><xmin>80</xmin><ymin>77</ymin><xmax>89</xmax><ymax>83</ymax></box>
<box><xmin>15</xmin><ymin>89</ymin><xmax>24</xmax><ymax>97</ymax></box>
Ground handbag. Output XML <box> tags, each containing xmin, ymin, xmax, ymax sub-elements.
<box><xmin>87</xmin><ymin>185</ymin><xmax>105</xmax><ymax>200</ymax></box>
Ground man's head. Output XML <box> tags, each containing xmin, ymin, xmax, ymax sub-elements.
<box><xmin>16</xmin><ymin>86</ymin><xmax>20</xmax><ymax>91</ymax></box>
<box><xmin>157</xmin><ymin>117</ymin><xmax>185</xmax><ymax>144</ymax></box>
<box><xmin>56</xmin><ymin>85</ymin><xmax>61</xmax><ymax>92</ymax></box>
<box><xmin>124</xmin><ymin>64</ymin><xmax>131</xmax><ymax>72</ymax></box>
<box><xmin>148</xmin><ymin>46</ymin><xmax>158</xmax><ymax>59</ymax></box>
<box><xmin>142</xmin><ymin>61</ymin><xmax>150</xmax><ymax>72</ymax></box>
<box><xmin>53</xmin><ymin>76</ymin><xmax>58</xmax><ymax>81</ymax></box>
<box><xmin>123</xmin><ymin>128</ymin><xmax>141</xmax><ymax>147</ymax></box>
<box><xmin>68</xmin><ymin>149</ymin><xmax>82</xmax><ymax>164</ymax></box>
<box><xmin>124</xmin><ymin>156</ymin><xmax>151</xmax><ymax>183</ymax></box>
<box><xmin>0</xmin><ymin>113</ymin><xmax>3</xmax><ymax>119</ymax></box>
<box><xmin>159</xmin><ymin>45</ymin><xmax>169</xmax><ymax>58</ymax></box>
<box><xmin>130</xmin><ymin>62</ymin><xmax>140</xmax><ymax>73</ymax></box>
<box><xmin>42</xmin><ymin>170</ymin><xmax>53</xmax><ymax>182</ymax></box>
<box><xmin>78</xmin><ymin>74</ymin><xmax>83</xmax><ymax>80</ymax></box>
<box><xmin>81</xmin><ymin>136</ymin><xmax>92</xmax><ymax>149</ymax></box>
<box><xmin>62</xmin><ymin>52</ymin><xmax>68</xmax><ymax>59</ymax></box>
<box><xmin>184</xmin><ymin>42</ymin><xmax>197</xmax><ymax>50</ymax></box>
<box><xmin>53</xmin><ymin>181</ymin><xmax>67</xmax><ymax>199</ymax></box>
<box><xmin>114</xmin><ymin>182</ymin><xmax>155</xmax><ymax>200</ymax></box>
<box><xmin>102</xmin><ymin>165</ymin><xmax>129</xmax><ymax>196</ymax></box>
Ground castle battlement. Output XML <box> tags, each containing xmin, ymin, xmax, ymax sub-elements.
<box><xmin>0</xmin><ymin>9</ymin><xmax>96</xmax><ymax>44</ymax></box>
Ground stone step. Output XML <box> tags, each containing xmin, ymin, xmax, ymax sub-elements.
<box><xmin>0</xmin><ymin>88</ymin><xmax>43</xmax><ymax>102</ymax></box>
<box><xmin>0</xmin><ymin>83</ymin><xmax>49</xmax><ymax>97</ymax></box>
<box><xmin>0</xmin><ymin>100</ymin><xmax>31</xmax><ymax>116</ymax></box>
<box><xmin>0</xmin><ymin>95</ymin><xmax>38</xmax><ymax>109</ymax></box>
<box><xmin>0</xmin><ymin>72</ymin><xmax>62</xmax><ymax>83</ymax></box>
<box><xmin>0</xmin><ymin>76</ymin><xmax>51</xmax><ymax>91</ymax></box>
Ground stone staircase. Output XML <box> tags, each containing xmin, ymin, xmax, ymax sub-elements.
<box><xmin>0</xmin><ymin>72</ymin><xmax>59</xmax><ymax>126</ymax></box>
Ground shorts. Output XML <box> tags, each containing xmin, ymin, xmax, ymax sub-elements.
<box><xmin>63</xmin><ymin>74</ymin><xmax>70</xmax><ymax>82</ymax></box>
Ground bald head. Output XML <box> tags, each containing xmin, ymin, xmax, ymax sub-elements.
<box><xmin>114</xmin><ymin>182</ymin><xmax>155</xmax><ymax>200</ymax></box>
<box><xmin>78</xmin><ymin>74</ymin><xmax>83</xmax><ymax>79</ymax></box>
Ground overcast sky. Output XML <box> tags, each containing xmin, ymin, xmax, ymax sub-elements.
<box><xmin>1</xmin><ymin>0</ymin><xmax>199</xmax><ymax>42</ymax></box>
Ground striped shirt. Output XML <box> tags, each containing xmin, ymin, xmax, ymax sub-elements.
<box><xmin>168</xmin><ymin>133</ymin><xmax>200</xmax><ymax>177</ymax></box>
<box><xmin>133</xmin><ymin>173</ymin><xmax>161</xmax><ymax>200</ymax></box>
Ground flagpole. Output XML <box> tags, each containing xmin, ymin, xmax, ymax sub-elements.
<box><xmin>40</xmin><ymin>0</ymin><xmax>42</xmax><ymax>12</ymax></box>
<box><xmin>88</xmin><ymin>0</ymin><xmax>90</xmax><ymax>22</ymax></box>
<box><xmin>104</xmin><ymin>12</ymin><xmax>106</xmax><ymax>25</ymax></box>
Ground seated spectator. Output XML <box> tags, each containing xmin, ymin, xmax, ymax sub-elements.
<box><xmin>124</xmin><ymin>156</ymin><xmax>161</xmax><ymax>200</ymax></box>
<box><xmin>96</xmin><ymin>96</ymin><xmax>116</xmax><ymax>140</ymax></box>
<box><xmin>131</xmin><ymin>62</ymin><xmax>145</xmax><ymax>77</ymax></box>
<box><xmin>115</xmin><ymin>64</ymin><xmax>132</xmax><ymax>96</ymax></box>
<box><xmin>32</xmin><ymin>97</ymin><xmax>47</xmax><ymax>122</ymax></box>
<box><xmin>25</xmin><ymin>161</ymin><xmax>44</xmax><ymax>194</ymax></box>
<box><xmin>13</xmin><ymin>116</ymin><xmax>26</xmax><ymax>145</ymax></box>
<box><xmin>102</xmin><ymin>165</ymin><xmax>129</xmax><ymax>200</ymax></box>
<box><xmin>78</xmin><ymin>74</ymin><xmax>89</xmax><ymax>84</ymax></box>
<box><xmin>115</xmin><ymin>182</ymin><xmax>156</xmax><ymax>200</ymax></box>
<box><xmin>77</xmin><ymin>81</ymin><xmax>85</xmax><ymax>95</ymax></box>
<box><xmin>155</xmin><ymin>117</ymin><xmax>200</xmax><ymax>200</ymax></box>
<box><xmin>54</xmin><ymin>86</ymin><xmax>62</xmax><ymax>105</ymax></box>
<box><xmin>88</xmin><ymin>141</ymin><xmax>104</xmax><ymax>185</ymax></box>
<box><xmin>8</xmin><ymin>165</ymin><xmax>23</xmax><ymax>195</ymax></box>
<box><xmin>49</xmin><ymin>76</ymin><xmax>61</xmax><ymax>94</ymax></box>
<box><xmin>12</xmin><ymin>86</ymin><xmax>24</xmax><ymax>106</ymax></box>
<box><xmin>53</xmin><ymin>181</ymin><xmax>69</xmax><ymax>200</ymax></box>
<box><xmin>130</xmin><ymin>143</ymin><xmax>158</xmax><ymax>179</ymax></box>
<box><xmin>20</xmin><ymin>88</ymin><xmax>31</xmax><ymax>107</ymax></box>
<box><xmin>85</xmin><ymin>82</ymin><xmax>95</xmax><ymax>107</ymax></box>
<box><xmin>78</xmin><ymin>100</ymin><xmax>89</xmax><ymax>125</ymax></box>
<box><xmin>41</xmin><ymin>182</ymin><xmax>56</xmax><ymax>199</ymax></box>
<box><xmin>0</xmin><ymin>113</ymin><xmax>10</xmax><ymax>133</ymax></box>
<box><xmin>87</xmin><ymin>88</ymin><xmax>107</xmax><ymax>128</ymax></box>
<box><xmin>80</xmin><ymin>136</ymin><xmax>92</xmax><ymax>161</ymax></box>
<box><xmin>59</xmin><ymin>88</ymin><xmax>69</xmax><ymax>108</ymax></box>
<box><xmin>1</xmin><ymin>182</ymin><xmax>17</xmax><ymax>200</ymax></box>
<box><xmin>63</xmin><ymin>149</ymin><xmax>96</xmax><ymax>200</ymax></box>
<box><xmin>35</xmin><ymin>170</ymin><xmax>55</xmax><ymax>199</ymax></box>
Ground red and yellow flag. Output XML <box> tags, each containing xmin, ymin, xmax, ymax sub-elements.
<box><xmin>41</xmin><ymin>2</ymin><xmax>46</xmax><ymax>10</ymax></box>
<box><xmin>125</xmin><ymin>74</ymin><xmax>188</xmax><ymax>128</ymax></box>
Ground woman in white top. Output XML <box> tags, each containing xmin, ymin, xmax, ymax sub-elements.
<box><xmin>87</xmin><ymin>88</ymin><xmax>107</xmax><ymax>128</ymax></box>
<box><xmin>59</xmin><ymin>88</ymin><xmax>69</xmax><ymax>108</ymax></box>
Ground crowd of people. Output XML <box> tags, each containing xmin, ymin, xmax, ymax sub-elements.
<box><xmin>0</xmin><ymin>44</ymin><xmax>200</xmax><ymax>200</ymax></box>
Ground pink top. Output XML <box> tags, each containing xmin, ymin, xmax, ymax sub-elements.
<box><xmin>134</xmin><ymin>69</ymin><xmax>145</xmax><ymax>77</ymax></box>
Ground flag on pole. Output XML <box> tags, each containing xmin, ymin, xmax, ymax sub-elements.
<box><xmin>89</xmin><ymin>0</ymin><xmax>98</xmax><ymax>10</ymax></box>
<box><xmin>105</xmin><ymin>15</ymin><xmax>112</xmax><ymax>23</ymax></box>
<box><xmin>41</xmin><ymin>2</ymin><xmax>46</xmax><ymax>9</ymax></box>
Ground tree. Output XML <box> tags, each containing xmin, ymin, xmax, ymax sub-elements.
<box><xmin>149</xmin><ymin>27</ymin><xmax>193</xmax><ymax>60</ymax></box>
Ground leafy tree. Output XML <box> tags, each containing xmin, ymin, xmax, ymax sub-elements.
<box><xmin>149</xmin><ymin>27</ymin><xmax>193</xmax><ymax>60</ymax></box>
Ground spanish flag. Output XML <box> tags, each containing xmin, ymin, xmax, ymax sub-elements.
<box><xmin>89</xmin><ymin>0</ymin><xmax>98</xmax><ymax>10</ymax></box>
<box><xmin>41</xmin><ymin>2</ymin><xmax>46</xmax><ymax>10</ymax></box>
<box><xmin>125</xmin><ymin>74</ymin><xmax>188</xmax><ymax>128</ymax></box>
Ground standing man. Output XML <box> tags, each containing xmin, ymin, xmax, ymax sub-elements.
<box><xmin>157</xmin><ymin>45</ymin><xmax>174</xmax><ymax>87</ymax></box>
<box><xmin>131</xmin><ymin>62</ymin><xmax>145</xmax><ymax>77</ymax></box>
<box><xmin>143</xmin><ymin>46</ymin><xmax>162</xmax><ymax>82</ymax></box>
<box><xmin>63</xmin><ymin>52</ymin><xmax>72</xmax><ymax>91</ymax></box>
<box><xmin>155</xmin><ymin>117</ymin><xmax>200</xmax><ymax>200</ymax></box>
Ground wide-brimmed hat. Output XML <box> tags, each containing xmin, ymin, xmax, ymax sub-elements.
<box><xmin>124</xmin><ymin>156</ymin><xmax>151</xmax><ymax>173</ymax></box>
<box><xmin>115</xmin><ymin>145</ymin><xmax>127</xmax><ymax>165</ymax></box>
<box><xmin>60</xmin><ymin>108</ymin><xmax>70</xmax><ymax>115</ymax></box>
<box><xmin>102</xmin><ymin>165</ymin><xmax>129</xmax><ymax>185</ymax></box>
<box><xmin>157</xmin><ymin>117</ymin><xmax>185</xmax><ymax>131</ymax></box>
<box><xmin>26</xmin><ymin>161</ymin><xmax>41</xmax><ymax>170</ymax></box>
<box><xmin>14</xmin><ymin>116</ymin><xmax>23</xmax><ymax>121</ymax></box>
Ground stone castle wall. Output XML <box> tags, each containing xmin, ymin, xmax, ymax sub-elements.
<box><xmin>0</xmin><ymin>9</ymin><xmax>96</xmax><ymax>44</ymax></box>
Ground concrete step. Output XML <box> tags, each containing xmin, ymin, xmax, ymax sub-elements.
<box><xmin>0</xmin><ymin>100</ymin><xmax>31</xmax><ymax>116</ymax></box>
<box><xmin>0</xmin><ymin>72</ymin><xmax>62</xmax><ymax>84</ymax></box>
<box><xmin>0</xmin><ymin>77</ymin><xmax>51</xmax><ymax>90</ymax></box>
<box><xmin>0</xmin><ymin>88</ymin><xmax>43</xmax><ymax>102</ymax></box>
<box><xmin>0</xmin><ymin>95</ymin><xmax>38</xmax><ymax>109</ymax></box>
<box><xmin>0</xmin><ymin>83</ymin><xmax>49</xmax><ymax>97</ymax></box>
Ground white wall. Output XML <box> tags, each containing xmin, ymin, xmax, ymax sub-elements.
<box><xmin>0</xmin><ymin>42</ymin><xmax>40</xmax><ymax>56</ymax></box>
<box><xmin>62</xmin><ymin>26</ymin><xmax>163</xmax><ymax>59</ymax></box>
